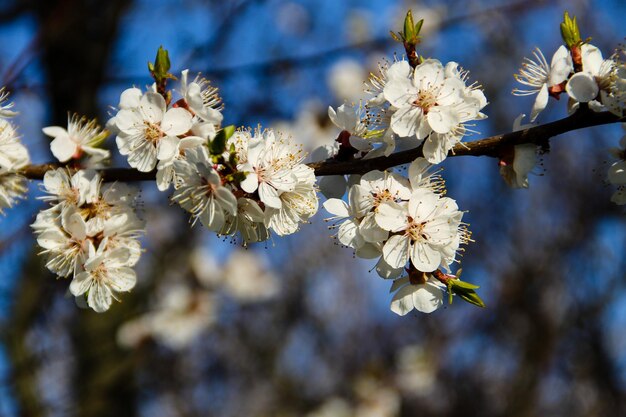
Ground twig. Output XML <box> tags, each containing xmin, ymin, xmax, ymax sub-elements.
<box><xmin>19</xmin><ymin>109</ymin><xmax>624</xmax><ymax>181</ymax></box>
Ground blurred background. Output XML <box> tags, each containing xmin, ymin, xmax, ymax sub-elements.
<box><xmin>1</xmin><ymin>0</ymin><xmax>626</xmax><ymax>416</ymax></box>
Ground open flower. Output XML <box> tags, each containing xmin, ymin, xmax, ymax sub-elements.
<box><xmin>513</xmin><ymin>46</ymin><xmax>573</xmax><ymax>122</ymax></box>
<box><xmin>69</xmin><ymin>239</ymin><xmax>137</xmax><ymax>313</ymax></box>
<box><xmin>43</xmin><ymin>114</ymin><xmax>109</xmax><ymax>163</ymax></box>
<box><xmin>179</xmin><ymin>69</ymin><xmax>224</xmax><ymax>125</ymax></box>
<box><xmin>384</xmin><ymin>59</ymin><xmax>465</xmax><ymax>139</ymax></box>
<box><xmin>389</xmin><ymin>275</ymin><xmax>446</xmax><ymax>315</ymax></box>
<box><xmin>375</xmin><ymin>188</ymin><xmax>465</xmax><ymax>272</ymax></box>
<box><xmin>172</xmin><ymin>148</ymin><xmax>237</xmax><ymax>232</ymax></box>
<box><xmin>114</xmin><ymin>91</ymin><xmax>193</xmax><ymax>172</ymax></box>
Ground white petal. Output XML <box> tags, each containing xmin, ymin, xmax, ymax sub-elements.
<box><xmin>427</xmin><ymin>106</ymin><xmax>459</xmax><ymax>134</ymax></box>
<box><xmin>375</xmin><ymin>201</ymin><xmax>407</xmax><ymax>232</ymax></box>
<box><xmin>161</xmin><ymin>107</ymin><xmax>193</xmax><ymax>136</ymax></box>
<box><xmin>88</xmin><ymin>282</ymin><xmax>113</xmax><ymax>313</ymax></box>
<box><xmin>157</xmin><ymin>135</ymin><xmax>179</xmax><ymax>161</ymax></box>
<box><xmin>390</xmin><ymin>106</ymin><xmax>422</xmax><ymax>138</ymax></box>
<box><xmin>110</xmin><ymin>268</ymin><xmax>136</xmax><ymax>292</ymax></box>
<box><xmin>382</xmin><ymin>234</ymin><xmax>410</xmax><ymax>269</ymax></box>
<box><xmin>50</xmin><ymin>135</ymin><xmax>77</xmax><ymax>162</ymax></box>
<box><xmin>338</xmin><ymin>219</ymin><xmax>362</xmax><ymax>248</ymax></box>
<box><xmin>390</xmin><ymin>284</ymin><xmax>416</xmax><ymax>316</ymax></box>
<box><xmin>549</xmin><ymin>45</ymin><xmax>573</xmax><ymax>85</ymax></box>
<box><xmin>323</xmin><ymin>198</ymin><xmax>350</xmax><ymax>217</ymax></box>
<box><xmin>258</xmin><ymin>182</ymin><xmax>282</xmax><ymax>209</ymax></box>
<box><xmin>410</xmin><ymin>242</ymin><xmax>442</xmax><ymax>272</ymax></box>
<box><xmin>70</xmin><ymin>272</ymin><xmax>92</xmax><ymax>296</ymax></box>
<box><xmin>411</xmin><ymin>282</ymin><xmax>444</xmax><ymax>313</ymax></box>
<box><xmin>215</xmin><ymin>187</ymin><xmax>238</xmax><ymax>215</ymax></box>
<box><xmin>42</xmin><ymin>126</ymin><xmax>68</xmax><ymax>138</ymax></box>
<box><xmin>566</xmin><ymin>72</ymin><xmax>599</xmax><ymax>103</ymax></box>
<box><xmin>530</xmin><ymin>83</ymin><xmax>549</xmax><ymax>122</ymax></box>
<box><xmin>240</xmin><ymin>171</ymin><xmax>259</xmax><ymax>193</ymax></box>
<box><xmin>359</xmin><ymin>212</ymin><xmax>388</xmax><ymax>243</ymax></box>
<box><xmin>580</xmin><ymin>44</ymin><xmax>603</xmax><ymax>75</ymax></box>
<box><xmin>118</xmin><ymin>87</ymin><xmax>142</xmax><ymax>109</ymax></box>
<box><xmin>140</xmin><ymin>92</ymin><xmax>166</xmax><ymax>123</ymax></box>
<box><xmin>319</xmin><ymin>175</ymin><xmax>347</xmax><ymax>199</ymax></box>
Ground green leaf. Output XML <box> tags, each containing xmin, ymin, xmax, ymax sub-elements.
<box><xmin>414</xmin><ymin>19</ymin><xmax>424</xmax><ymax>37</ymax></box>
<box><xmin>209</xmin><ymin>125</ymin><xmax>235</xmax><ymax>156</ymax></box>
<box><xmin>403</xmin><ymin>10</ymin><xmax>415</xmax><ymax>41</ymax></box>
<box><xmin>451</xmin><ymin>279</ymin><xmax>480</xmax><ymax>290</ymax></box>
<box><xmin>449</xmin><ymin>280</ymin><xmax>486</xmax><ymax>308</ymax></box>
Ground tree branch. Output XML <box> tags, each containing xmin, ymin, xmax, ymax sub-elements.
<box><xmin>19</xmin><ymin>110</ymin><xmax>624</xmax><ymax>181</ymax></box>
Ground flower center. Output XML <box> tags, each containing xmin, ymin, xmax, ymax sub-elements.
<box><xmin>372</xmin><ymin>188</ymin><xmax>395</xmax><ymax>208</ymax></box>
<box><xmin>92</xmin><ymin>263</ymin><xmax>108</xmax><ymax>282</ymax></box>
<box><xmin>413</xmin><ymin>90</ymin><xmax>438</xmax><ymax>113</ymax></box>
<box><xmin>144</xmin><ymin>121</ymin><xmax>163</xmax><ymax>143</ymax></box>
<box><xmin>406</xmin><ymin>217</ymin><xmax>428</xmax><ymax>241</ymax></box>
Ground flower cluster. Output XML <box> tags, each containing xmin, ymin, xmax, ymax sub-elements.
<box><xmin>317</xmin><ymin>57</ymin><xmax>487</xmax><ymax>198</ymax></box>
<box><xmin>323</xmin><ymin>58</ymin><xmax>487</xmax><ymax>166</ymax></box>
<box><xmin>107</xmin><ymin>70</ymin><xmax>317</xmax><ymax>244</ymax></box>
<box><xmin>514</xmin><ymin>43</ymin><xmax>626</xmax><ymax>121</ymax></box>
<box><xmin>107</xmin><ymin>71</ymin><xmax>222</xmax><ymax>191</ymax></box>
<box><xmin>324</xmin><ymin>158</ymin><xmax>472</xmax><ymax>315</ymax></box>
<box><xmin>0</xmin><ymin>88</ymin><xmax>30</xmax><ymax>214</ymax></box>
<box><xmin>32</xmin><ymin>168</ymin><xmax>144</xmax><ymax>312</ymax></box>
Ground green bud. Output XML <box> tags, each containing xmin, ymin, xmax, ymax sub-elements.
<box><xmin>450</xmin><ymin>279</ymin><xmax>480</xmax><ymax>290</ymax></box>
<box><xmin>560</xmin><ymin>11</ymin><xmax>582</xmax><ymax>49</ymax></box>
<box><xmin>209</xmin><ymin>125</ymin><xmax>235</xmax><ymax>156</ymax></box>
<box><xmin>153</xmin><ymin>46</ymin><xmax>170</xmax><ymax>76</ymax></box>
<box><xmin>414</xmin><ymin>19</ymin><xmax>424</xmax><ymax>38</ymax></box>
<box><xmin>449</xmin><ymin>280</ymin><xmax>486</xmax><ymax>308</ymax></box>
<box><xmin>404</xmin><ymin>10</ymin><xmax>416</xmax><ymax>41</ymax></box>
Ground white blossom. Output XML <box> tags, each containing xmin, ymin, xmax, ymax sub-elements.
<box><xmin>0</xmin><ymin>119</ymin><xmax>29</xmax><ymax>170</ymax></box>
<box><xmin>567</xmin><ymin>43</ymin><xmax>626</xmax><ymax>116</ymax></box>
<box><xmin>513</xmin><ymin>46</ymin><xmax>573</xmax><ymax>122</ymax></box>
<box><xmin>43</xmin><ymin>114</ymin><xmax>109</xmax><ymax>163</ymax></box>
<box><xmin>69</xmin><ymin>239</ymin><xmax>137</xmax><ymax>313</ymax></box>
<box><xmin>172</xmin><ymin>147</ymin><xmax>237</xmax><ymax>232</ymax></box>
<box><xmin>384</xmin><ymin>59</ymin><xmax>465</xmax><ymax>140</ymax></box>
<box><xmin>179</xmin><ymin>69</ymin><xmax>224</xmax><ymax>125</ymax></box>
<box><xmin>264</xmin><ymin>163</ymin><xmax>318</xmax><ymax>236</ymax></box>
<box><xmin>239</xmin><ymin>129</ymin><xmax>300</xmax><ymax>209</ymax></box>
<box><xmin>389</xmin><ymin>275</ymin><xmax>445</xmax><ymax>315</ymax></box>
<box><xmin>0</xmin><ymin>170</ymin><xmax>28</xmax><ymax>215</ymax></box>
<box><xmin>114</xmin><ymin>91</ymin><xmax>193</xmax><ymax>172</ymax></box>
<box><xmin>375</xmin><ymin>188</ymin><xmax>466</xmax><ymax>272</ymax></box>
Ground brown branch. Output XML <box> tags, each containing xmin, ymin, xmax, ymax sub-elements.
<box><xmin>311</xmin><ymin>109</ymin><xmax>624</xmax><ymax>176</ymax></box>
<box><xmin>19</xmin><ymin>110</ymin><xmax>624</xmax><ymax>181</ymax></box>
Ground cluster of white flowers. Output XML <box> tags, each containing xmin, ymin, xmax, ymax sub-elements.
<box><xmin>32</xmin><ymin>168</ymin><xmax>144</xmax><ymax>312</ymax></box>
<box><xmin>324</xmin><ymin>58</ymin><xmax>488</xmax><ymax>165</ymax></box>
<box><xmin>316</xmin><ymin>57</ymin><xmax>487</xmax><ymax>198</ymax></box>
<box><xmin>107</xmin><ymin>71</ymin><xmax>317</xmax><ymax>244</ymax></box>
<box><xmin>107</xmin><ymin>71</ymin><xmax>222</xmax><ymax>191</ymax></box>
<box><xmin>324</xmin><ymin>157</ymin><xmax>470</xmax><ymax>315</ymax></box>
<box><xmin>514</xmin><ymin>43</ymin><xmax>626</xmax><ymax>121</ymax></box>
<box><xmin>0</xmin><ymin>88</ymin><xmax>30</xmax><ymax>214</ymax></box>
